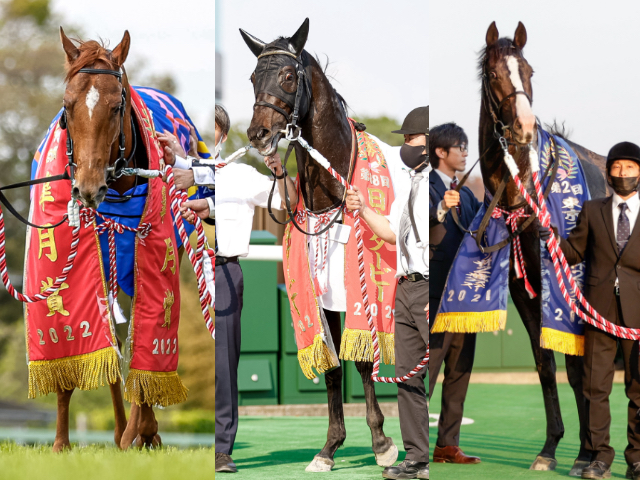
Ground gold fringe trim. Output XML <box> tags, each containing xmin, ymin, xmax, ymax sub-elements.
<box><xmin>298</xmin><ymin>334</ymin><xmax>340</xmax><ymax>380</ymax></box>
<box><xmin>28</xmin><ymin>347</ymin><xmax>120</xmax><ymax>399</ymax></box>
<box><xmin>338</xmin><ymin>328</ymin><xmax>395</xmax><ymax>365</ymax></box>
<box><xmin>541</xmin><ymin>327</ymin><xmax>584</xmax><ymax>356</ymax></box>
<box><xmin>431</xmin><ymin>310</ymin><xmax>507</xmax><ymax>333</ymax></box>
<box><xmin>124</xmin><ymin>369</ymin><xmax>188</xmax><ymax>407</ymax></box>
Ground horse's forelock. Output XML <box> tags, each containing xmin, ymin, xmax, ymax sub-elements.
<box><xmin>64</xmin><ymin>39</ymin><xmax>118</xmax><ymax>83</ymax></box>
<box><xmin>477</xmin><ymin>38</ymin><xmax>525</xmax><ymax>79</ymax></box>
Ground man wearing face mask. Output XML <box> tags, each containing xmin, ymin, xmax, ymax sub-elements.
<box><xmin>428</xmin><ymin>123</ymin><xmax>482</xmax><ymax>466</ymax></box>
<box><xmin>163</xmin><ymin>104</ymin><xmax>297</xmax><ymax>474</ymax></box>
<box><xmin>553</xmin><ymin>142</ymin><xmax>640</xmax><ymax>480</ymax></box>
<box><xmin>346</xmin><ymin>106</ymin><xmax>429</xmax><ymax>480</ymax></box>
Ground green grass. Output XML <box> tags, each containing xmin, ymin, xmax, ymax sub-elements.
<box><xmin>0</xmin><ymin>443</ymin><xmax>216</xmax><ymax>480</ymax></box>
<box><xmin>430</xmin><ymin>383</ymin><xmax>630</xmax><ymax>479</ymax></box>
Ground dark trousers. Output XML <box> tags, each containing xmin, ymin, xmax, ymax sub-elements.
<box><xmin>428</xmin><ymin>296</ymin><xmax>476</xmax><ymax>448</ymax></box>
<box><xmin>395</xmin><ymin>278</ymin><xmax>429</xmax><ymax>463</ymax></box>
<box><xmin>215</xmin><ymin>261</ymin><xmax>244</xmax><ymax>455</ymax></box>
<box><xmin>584</xmin><ymin>295</ymin><xmax>640</xmax><ymax>466</ymax></box>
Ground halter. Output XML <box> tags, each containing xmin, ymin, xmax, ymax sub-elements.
<box><xmin>253</xmin><ymin>49</ymin><xmax>313</xmax><ymax>137</ymax></box>
<box><xmin>59</xmin><ymin>67</ymin><xmax>137</xmax><ymax>187</ymax></box>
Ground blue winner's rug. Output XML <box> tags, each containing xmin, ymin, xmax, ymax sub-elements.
<box><xmin>431</xmin><ymin>129</ymin><xmax>590</xmax><ymax>355</ymax></box>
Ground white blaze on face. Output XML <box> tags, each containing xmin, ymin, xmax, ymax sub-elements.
<box><xmin>85</xmin><ymin>85</ymin><xmax>100</xmax><ymax>121</ymax></box>
<box><xmin>506</xmin><ymin>56</ymin><xmax>534</xmax><ymax>119</ymax></box>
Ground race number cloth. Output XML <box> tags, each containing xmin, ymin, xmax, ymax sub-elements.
<box><xmin>538</xmin><ymin>130</ymin><xmax>589</xmax><ymax>355</ymax></box>
<box><xmin>282</xmin><ymin>131</ymin><xmax>397</xmax><ymax>379</ymax></box>
<box><xmin>432</xmin><ymin>131</ymin><xmax>590</xmax><ymax>356</ymax></box>
<box><xmin>25</xmin><ymin>88</ymin><xmax>188</xmax><ymax>406</ymax></box>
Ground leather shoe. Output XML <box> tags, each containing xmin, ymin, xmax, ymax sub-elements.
<box><xmin>215</xmin><ymin>452</ymin><xmax>238</xmax><ymax>473</ymax></box>
<box><xmin>433</xmin><ymin>445</ymin><xmax>481</xmax><ymax>464</ymax></box>
<box><xmin>382</xmin><ymin>460</ymin><xmax>429</xmax><ymax>479</ymax></box>
<box><xmin>582</xmin><ymin>460</ymin><xmax>611</xmax><ymax>479</ymax></box>
<box><xmin>626</xmin><ymin>462</ymin><xmax>640</xmax><ymax>479</ymax></box>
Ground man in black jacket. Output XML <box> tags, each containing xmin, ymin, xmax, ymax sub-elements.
<box><xmin>557</xmin><ymin>142</ymin><xmax>640</xmax><ymax>480</ymax></box>
<box><xmin>429</xmin><ymin>123</ymin><xmax>482</xmax><ymax>465</ymax></box>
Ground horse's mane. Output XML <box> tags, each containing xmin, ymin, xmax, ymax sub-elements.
<box><xmin>64</xmin><ymin>39</ymin><xmax>118</xmax><ymax>82</ymax></box>
<box><xmin>477</xmin><ymin>37</ymin><xmax>524</xmax><ymax>78</ymax></box>
<box><xmin>545</xmin><ymin>120</ymin><xmax>572</xmax><ymax>140</ymax></box>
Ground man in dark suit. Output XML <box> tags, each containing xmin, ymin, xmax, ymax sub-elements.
<box><xmin>556</xmin><ymin>142</ymin><xmax>640</xmax><ymax>480</ymax></box>
<box><xmin>428</xmin><ymin>123</ymin><xmax>482</xmax><ymax>464</ymax></box>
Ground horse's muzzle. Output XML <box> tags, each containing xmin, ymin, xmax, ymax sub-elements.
<box><xmin>72</xmin><ymin>184</ymin><xmax>107</xmax><ymax>209</ymax></box>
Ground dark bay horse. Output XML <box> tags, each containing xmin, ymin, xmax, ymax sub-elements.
<box><xmin>53</xmin><ymin>28</ymin><xmax>162</xmax><ymax>451</ymax></box>
<box><xmin>479</xmin><ymin>22</ymin><xmax>607</xmax><ymax>473</ymax></box>
<box><xmin>241</xmin><ymin>19</ymin><xmax>398</xmax><ymax>472</ymax></box>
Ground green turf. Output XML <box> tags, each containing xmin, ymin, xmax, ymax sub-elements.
<box><xmin>230</xmin><ymin>416</ymin><xmax>405</xmax><ymax>479</ymax></box>
<box><xmin>0</xmin><ymin>443</ymin><xmax>216</xmax><ymax>480</ymax></box>
<box><xmin>430</xmin><ymin>382</ymin><xmax>630</xmax><ymax>479</ymax></box>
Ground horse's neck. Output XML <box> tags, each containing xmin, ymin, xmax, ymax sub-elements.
<box><xmin>295</xmin><ymin>69</ymin><xmax>352</xmax><ymax>212</ymax></box>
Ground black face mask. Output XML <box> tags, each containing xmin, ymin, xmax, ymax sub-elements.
<box><xmin>607</xmin><ymin>175</ymin><xmax>640</xmax><ymax>197</ymax></box>
<box><xmin>400</xmin><ymin>143</ymin><xmax>427</xmax><ymax>171</ymax></box>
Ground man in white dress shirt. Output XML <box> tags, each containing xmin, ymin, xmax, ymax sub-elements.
<box><xmin>166</xmin><ymin>105</ymin><xmax>297</xmax><ymax>474</ymax></box>
<box><xmin>346</xmin><ymin>106</ymin><xmax>429</xmax><ymax>480</ymax></box>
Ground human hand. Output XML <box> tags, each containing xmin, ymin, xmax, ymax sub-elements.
<box><xmin>173</xmin><ymin>168</ymin><xmax>195</xmax><ymax>190</ymax></box>
<box><xmin>265</xmin><ymin>153</ymin><xmax>284</xmax><ymax>176</ymax></box>
<box><xmin>180</xmin><ymin>199</ymin><xmax>209</xmax><ymax>224</ymax></box>
<box><xmin>443</xmin><ymin>190</ymin><xmax>460</xmax><ymax>211</ymax></box>
<box><xmin>345</xmin><ymin>186</ymin><xmax>367</xmax><ymax>212</ymax></box>
<box><xmin>157</xmin><ymin>131</ymin><xmax>187</xmax><ymax>162</ymax></box>
<box><xmin>187</xmin><ymin>123</ymin><xmax>199</xmax><ymax>157</ymax></box>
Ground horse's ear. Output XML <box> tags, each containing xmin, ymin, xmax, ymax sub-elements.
<box><xmin>60</xmin><ymin>27</ymin><xmax>79</xmax><ymax>63</ymax></box>
<box><xmin>240</xmin><ymin>29</ymin><xmax>266</xmax><ymax>58</ymax></box>
<box><xmin>513</xmin><ymin>22</ymin><xmax>527</xmax><ymax>49</ymax></box>
<box><xmin>111</xmin><ymin>30</ymin><xmax>131</xmax><ymax>67</ymax></box>
<box><xmin>289</xmin><ymin>18</ymin><xmax>309</xmax><ymax>57</ymax></box>
<box><xmin>486</xmin><ymin>21</ymin><xmax>499</xmax><ymax>47</ymax></box>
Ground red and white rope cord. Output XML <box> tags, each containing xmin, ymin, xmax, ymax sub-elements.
<box><xmin>491</xmin><ymin>206</ymin><xmax>536</xmax><ymax>298</ymax></box>
<box><xmin>317</xmin><ymin>162</ymin><xmax>428</xmax><ymax>383</ymax></box>
<box><xmin>511</xmin><ymin>167</ymin><xmax>640</xmax><ymax>340</ymax></box>
<box><xmin>0</xmin><ymin>209</ymin><xmax>80</xmax><ymax>303</ymax></box>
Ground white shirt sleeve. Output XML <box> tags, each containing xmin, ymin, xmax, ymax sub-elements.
<box><xmin>173</xmin><ymin>155</ymin><xmax>192</xmax><ymax>170</ymax></box>
<box><xmin>249</xmin><ymin>169</ymin><xmax>284</xmax><ymax>210</ymax></box>
<box><xmin>192</xmin><ymin>166</ymin><xmax>216</xmax><ymax>187</ymax></box>
<box><xmin>206</xmin><ymin>196</ymin><xmax>215</xmax><ymax>219</ymax></box>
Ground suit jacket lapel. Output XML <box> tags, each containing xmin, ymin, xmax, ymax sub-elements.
<box><xmin>430</xmin><ymin>172</ymin><xmax>447</xmax><ymax>202</ymax></box>
<box><xmin>600</xmin><ymin>196</ymin><xmax>618</xmax><ymax>254</ymax></box>
<box><xmin>619</xmin><ymin>198</ymin><xmax>640</xmax><ymax>260</ymax></box>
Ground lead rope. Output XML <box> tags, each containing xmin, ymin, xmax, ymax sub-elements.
<box><xmin>286</xmin><ymin>130</ymin><xmax>428</xmax><ymax>383</ymax></box>
<box><xmin>503</xmin><ymin>143</ymin><xmax>640</xmax><ymax>341</ymax></box>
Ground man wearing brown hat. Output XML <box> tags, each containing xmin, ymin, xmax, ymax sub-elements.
<box><xmin>553</xmin><ymin>141</ymin><xmax>640</xmax><ymax>480</ymax></box>
<box><xmin>346</xmin><ymin>106</ymin><xmax>428</xmax><ymax>479</ymax></box>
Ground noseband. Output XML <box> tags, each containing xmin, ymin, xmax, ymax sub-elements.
<box><xmin>252</xmin><ymin>49</ymin><xmax>313</xmax><ymax>136</ymax></box>
<box><xmin>59</xmin><ymin>67</ymin><xmax>137</xmax><ymax>187</ymax></box>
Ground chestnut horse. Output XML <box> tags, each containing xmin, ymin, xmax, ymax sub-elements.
<box><xmin>52</xmin><ymin>28</ymin><xmax>161</xmax><ymax>451</ymax></box>
<box><xmin>478</xmin><ymin>22</ymin><xmax>607</xmax><ymax>473</ymax></box>
<box><xmin>241</xmin><ymin>19</ymin><xmax>399</xmax><ymax>472</ymax></box>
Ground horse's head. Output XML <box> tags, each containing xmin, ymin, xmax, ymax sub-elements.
<box><xmin>59</xmin><ymin>27</ymin><xmax>131</xmax><ymax>208</ymax></box>
<box><xmin>241</xmin><ymin>18</ymin><xmax>312</xmax><ymax>156</ymax></box>
<box><xmin>481</xmin><ymin>21</ymin><xmax>536</xmax><ymax>145</ymax></box>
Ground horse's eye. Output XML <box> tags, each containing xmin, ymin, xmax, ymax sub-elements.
<box><xmin>489</xmin><ymin>71</ymin><xmax>497</xmax><ymax>80</ymax></box>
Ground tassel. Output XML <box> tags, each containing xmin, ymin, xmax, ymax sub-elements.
<box><xmin>431</xmin><ymin>310</ymin><xmax>507</xmax><ymax>333</ymax></box>
<box><xmin>124</xmin><ymin>369</ymin><xmax>188</xmax><ymax>407</ymax></box>
<box><xmin>529</xmin><ymin>145</ymin><xmax>540</xmax><ymax>173</ymax></box>
<box><xmin>297</xmin><ymin>334</ymin><xmax>340</xmax><ymax>380</ymax></box>
<box><xmin>541</xmin><ymin>327</ymin><xmax>584</xmax><ymax>356</ymax></box>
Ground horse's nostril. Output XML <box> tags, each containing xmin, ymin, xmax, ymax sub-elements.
<box><xmin>72</xmin><ymin>187</ymin><xmax>80</xmax><ymax>199</ymax></box>
<box><xmin>257</xmin><ymin>128</ymin><xmax>270</xmax><ymax>140</ymax></box>
<box><xmin>97</xmin><ymin>185</ymin><xmax>107</xmax><ymax>199</ymax></box>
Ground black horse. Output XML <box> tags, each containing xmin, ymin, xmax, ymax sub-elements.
<box><xmin>478</xmin><ymin>21</ymin><xmax>607</xmax><ymax>473</ymax></box>
<box><xmin>240</xmin><ymin>19</ymin><xmax>398</xmax><ymax>472</ymax></box>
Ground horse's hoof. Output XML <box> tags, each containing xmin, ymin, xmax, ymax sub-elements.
<box><xmin>305</xmin><ymin>456</ymin><xmax>335</xmax><ymax>472</ymax></box>
<box><xmin>569</xmin><ymin>459</ymin><xmax>590</xmax><ymax>477</ymax></box>
<box><xmin>152</xmin><ymin>434</ymin><xmax>162</xmax><ymax>448</ymax></box>
<box><xmin>52</xmin><ymin>441</ymin><xmax>71</xmax><ymax>453</ymax></box>
<box><xmin>530</xmin><ymin>455</ymin><xmax>558</xmax><ymax>471</ymax></box>
<box><xmin>375</xmin><ymin>441</ymin><xmax>399</xmax><ymax>467</ymax></box>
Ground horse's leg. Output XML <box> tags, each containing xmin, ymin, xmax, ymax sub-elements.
<box><xmin>120</xmin><ymin>403</ymin><xmax>140</xmax><ymax>449</ymax></box>
<box><xmin>135</xmin><ymin>404</ymin><xmax>160</xmax><ymax>448</ymax></box>
<box><xmin>354</xmin><ymin>361</ymin><xmax>398</xmax><ymax>466</ymax></box>
<box><xmin>306</xmin><ymin>310</ymin><xmax>345</xmax><ymax>473</ymax></box>
<box><xmin>511</xmin><ymin>233</ymin><xmax>562</xmax><ymax>470</ymax></box>
<box><xmin>566</xmin><ymin>354</ymin><xmax>591</xmax><ymax>476</ymax></box>
<box><xmin>109</xmin><ymin>381</ymin><xmax>127</xmax><ymax>448</ymax></box>
<box><xmin>52</xmin><ymin>388</ymin><xmax>74</xmax><ymax>452</ymax></box>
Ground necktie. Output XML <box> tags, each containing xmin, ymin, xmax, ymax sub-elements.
<box><xmin>617</xmin><ymin>202</ymin><xmax>630</xmax><ymax>253</ymax></box>
<box><xmin>450</xmin><ymin>177</ymin><xmax>461</xmax><ymax>216</ymax></box>
<box><xmin>399</xmin><ymin>172</ymin><xmax>423</xmax><ymax>269</ymax></box>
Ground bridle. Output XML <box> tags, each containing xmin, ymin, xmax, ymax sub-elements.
<box><xmin>59</xmin><ymin>67</ymin><xmax>138</xmax><ymax>192</ymax></box>
<box><xmin>252</xmin><ymin>47</ymin><xmax>355</xmax><ymax>237</ymax></box>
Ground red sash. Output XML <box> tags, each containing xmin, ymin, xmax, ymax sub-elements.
<box><xmin>25</xmin><ymin>90</ymin><xmax>187</xmax><ymax>406</ymax></box>
<box><xmin>282</xmin><ymin>130</ymin><xmax>397</xmax><ymax>379</ymax></box>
